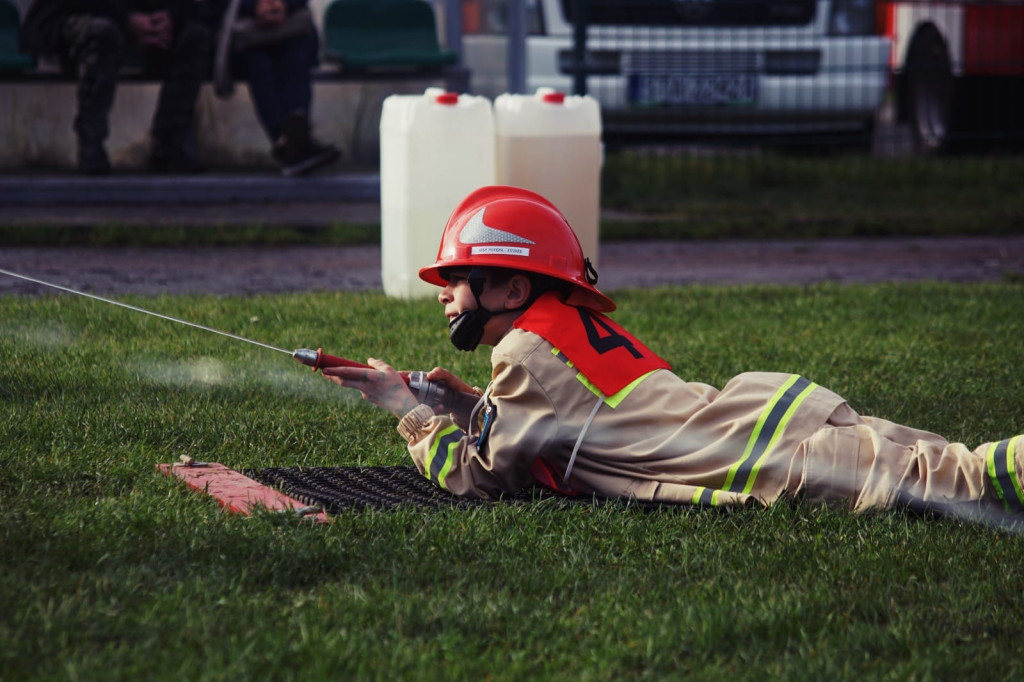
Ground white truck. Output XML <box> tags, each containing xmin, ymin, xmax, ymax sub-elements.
<box><xmin>461</xmin><ymin>0</ymin><xmax>892</xmax><ymax>147</ymax></box>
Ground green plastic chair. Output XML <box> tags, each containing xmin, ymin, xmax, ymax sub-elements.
<box><xmin>323</xmin><ymin>0</ymin><xmax>457</xmax><ymax>69</ymax></box>
<box><xmin>1</xmin><ymin>0</ymin><xmax>36</xmax><ymax>70</ymax></box>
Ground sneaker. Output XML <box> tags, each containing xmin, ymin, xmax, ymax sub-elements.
<box><xmin>273</xmin><ymin>139</ymin><xmax>341</xmax><ymax>177</ymax></box>
<box><xmin>280</xmin><ymin>110</ymin><xmax>313</xmax><ymax>150</ymax></box>
<box><xmin>272</xmin><ymin>110</ymin><xmax>341</xmax><ymax>176</ymax></box>
<box><xmin>77</xmin><ymin>143</ymin><xmax>111</xmax><ymax>175</ymax></box>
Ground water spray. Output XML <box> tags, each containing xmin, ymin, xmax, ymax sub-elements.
<box><xmin>0</xmin><ymin>267</ymin><xmax>477</xmax><ymax>412</ymax></box>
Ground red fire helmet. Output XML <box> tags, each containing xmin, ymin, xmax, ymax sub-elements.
<box><xmin>418</xmin><ymin>186</ymin><xmax>615</xmax><ymax>312</ymax></box>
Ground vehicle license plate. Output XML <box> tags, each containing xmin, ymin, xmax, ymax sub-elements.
<box><xmin>628</xmin><ymin>73</ymin><xmax>758</xmax><ymax>107</ymax></box>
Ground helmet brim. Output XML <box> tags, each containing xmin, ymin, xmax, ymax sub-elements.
<box><xmin>418</xmin><ymin>260</ymin><xmax>616</xmax><ymax>312</ymax></box>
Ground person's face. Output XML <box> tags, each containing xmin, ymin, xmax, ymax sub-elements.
<box><xmin>437</xmin><ymin>268</ymin><xmax>516</xmax><ymax>346</ymax></box>
<box><xmin>255</xmin><ymin>0</ymin><xmax>287</xmax><ymax>22</ymax></box>
<box><xmin>438</xmin><ymin>268</ymin><xmax>483</xmax><ymax>320</ymax></box>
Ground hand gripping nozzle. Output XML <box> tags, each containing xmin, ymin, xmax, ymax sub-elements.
<box><xmin>292</xmin><ymin>349</ymin><xmax>480</xmax><ymax>413</ymax></box>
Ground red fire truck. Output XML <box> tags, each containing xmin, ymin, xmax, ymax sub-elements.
<box><xmin>883</xmin><ymin>0</ymin><xmax>1024</xmax><ymax>152</ymax></box>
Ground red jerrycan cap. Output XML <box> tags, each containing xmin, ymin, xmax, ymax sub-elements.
<box><xmin>435</xmin><ymin>92</ymin><xmax>459</xmax><ymax>105</ymax></box>
<box><xmin>541</xmin><ymin>91</ymin><xmax>566</xmax><ymax>104</ymax></box>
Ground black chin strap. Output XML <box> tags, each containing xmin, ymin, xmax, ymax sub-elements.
<box><xmin>467</xmin><ymin>266</ymin><xmax>487</xmax><ymax>300</ymax></box>
<box><xmin>447</xmin><ymin>267</ymin><xmax>533</xmax><ymax>352</ymax></box>
<box><xmin>448</xmin><ymin>267</ymin><xmax>492</xmax><ymax>351</ymax></box>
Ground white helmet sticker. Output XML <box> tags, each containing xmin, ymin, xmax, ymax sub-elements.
<box><xmin>471</xmin><ymin>246</ymin><xmax>531</xmax><ymax>257</ymax></box>
<box><xmin>460</xmin><ymin>208</ymin><xmax>536</xmax><ymax>245</ymax></box>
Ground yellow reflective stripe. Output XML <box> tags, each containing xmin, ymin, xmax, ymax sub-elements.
<box><xmin>574</xmin><ymin>369</ymin><xmax>601</xmax><ymax>396</ymax></box>
<box><xmin>554</xmin><ymin>346</ymin><xmax>658</xmax><ymax>409</ymax></box>
<box><xmin>742</xmin><ymin>379</ymin><xmax>817</xmax><ymax>495</ymax></box>
<box><xmin>986</xmin><ymin>442</ymin><xmax>997</xmax><ymax>476</ymax></box>
<box><xmin>603</xmin><ymin>371</ymin><xmax>658</xmax><ymax>408</ymax></box>
<box><xmin>691</xmin><ymin>487</ymin><xmax>721</xmax><ymax>506</ymax></box>
<box><xmin>436</xmin><ymin>449</ymin><xmax>456</xmax><ymax>489</ymax></box>
<box><xmin>987</xmin><ymin>436</ymin><xmax>1024</xmax><ymax>513</ymax></box>
<box><xmin>722</xmin><ymin>374</ymin><xmax>800</xmax><ymax>492</ymax></box>
<box><xmin>425</xmin><ymin>424</ymin><xmax>462</xmax><ymax>489</ymax></box>
<box><xmin>1007</xmin><ymin>437</ymin><xmax>1024</xmax><ymax>509</ymax></box>
<box><xmin>693</xmin><ymin>377</ymin><xmax>819</xmax><ymax>505</ymax></box>
<box><xmin>986</xmin><ymin>441</ymin><xmax>1003</xmax><ymax>508</ymax></box>
<box><xmin>554</xmin><ymin>347</ymin><xmax>602</xmax><ymax>397</ymax></box>
<box><xmin>722</xmin><ymin>375</ymin><xmax>818</xmax><ymax>495</ymax></box>
<box><xmin>572</xmin><ymin>366</ymin><xmax>658</xmax><ymax>408</ymax></box>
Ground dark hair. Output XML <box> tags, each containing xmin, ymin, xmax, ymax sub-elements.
<box><xmin>437</xmin><ymin>265</ymin><xmax>573</xmax><ymax>306</ymax></box>
<box><xmin>485</xmin><ymin>267</ymin><xmax>572</xmax><ymax>306</ymax></box>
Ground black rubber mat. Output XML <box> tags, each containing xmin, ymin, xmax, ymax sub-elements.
<box><xmin>245</xmin><ymin>466</ymin><xmax>579</xmax><ymax>513</ymax></box>
<box><xmin>244</xmin><ymin>466</ymin><xmax>1024</xmax><ymax>525</ymax></box>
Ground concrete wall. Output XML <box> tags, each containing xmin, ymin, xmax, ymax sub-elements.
<box><xmin>0</xmin><ymin>79</ymin><xmax>435</xmax><ymax>170</ymax></box>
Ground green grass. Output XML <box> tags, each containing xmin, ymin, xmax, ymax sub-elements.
<box><xmin>2</xmin><ymin>283</ymin><xmax>1023</xmax><ymax>680</ymax></box>
<box><xmin>600</xmin><ymin>153</ymin><xmax>1024</xmax><ymax>240</ymax></box>
<box><xmin>3</xmin><ymin>155</ymin><xmax>1023</xmax><ymax>245</ymax></box>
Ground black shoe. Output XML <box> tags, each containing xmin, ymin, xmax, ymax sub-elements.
<box><xmin>273</xmin><ymin>139</ymin><xmax>341</xmax><ymax>177</ymax></box>
<box><xmin>280</xmin><ymin>110</ymin><xmax>313</xmax><ymax>150</ymax></box>
<box><xmin>78</xmin><ymin>144</ymin><xmax>111</xmax><ymax>175</ymax></box>
<box><xmin>272</xmin><ymin>110</ymin><xmax>341</xmax><ymax>176</ymax></box>
<box><xmin>149</xmin><ymin>143</ymin><xmax>206</xmax><ymax>174</ymax></box>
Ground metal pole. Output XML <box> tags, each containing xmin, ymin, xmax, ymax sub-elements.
<box><xmin>507</xmin><ymin>0</ymin><xmax>527</xmax><ymax>94</ymax></box>
<box><xmin>442</xmin><ymin>0</ymin><xmax>462</xmax><ymax>60</ymax></box>
<box><xmin>572</xmin><ymin>0</ymin><xmax>589</xmax><ymax>96</ymax></box>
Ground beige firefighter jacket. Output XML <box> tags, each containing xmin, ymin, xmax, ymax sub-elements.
<box><xmin>398</xmin><ymin>325</ymin><xmax>1023</xmax><ymax>516</ymax></box>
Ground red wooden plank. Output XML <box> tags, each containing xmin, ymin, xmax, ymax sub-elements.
<box><xmin>157</xmin><ymin>462</ymin><xmax>330</xmax><ymax>523</ymax></box>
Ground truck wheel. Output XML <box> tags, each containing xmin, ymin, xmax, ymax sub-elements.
<box><xmin>906</xmin><ymin>27</ymin><xmax>954</xmax><ymax>154</ymax></box>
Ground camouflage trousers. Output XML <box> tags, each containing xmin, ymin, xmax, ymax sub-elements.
<box><xmin>60</xmin><ymin>15</ymin><xmax>211</xmax><ymax>150</ymax></box>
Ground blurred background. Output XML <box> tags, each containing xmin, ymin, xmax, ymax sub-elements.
<box><xmin>2</xmin><ymin>0</ymin><xmax>1021</xmax><ymax>169</ymax></box>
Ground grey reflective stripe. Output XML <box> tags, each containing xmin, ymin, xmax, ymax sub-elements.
<box><xmin>724</xmin><ymin>375</ymin><xmax>815</xmax><ymax>494</ymax></box>
<box><xmin>987</xmin><ymin>437</ymin><xmax>1024</xmax><ymax>514</ymax></box>
<box><xmin>426</xmin><ymin>426</ymin><xmax>464</xmax><ymax>488</ymax></box>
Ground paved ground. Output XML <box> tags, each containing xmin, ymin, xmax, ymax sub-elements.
<box><xmin>4</xmin><ymin>169</ymin><xmax>1024</xmax><ymax>295</ymax></box>
<box><xmin>3</xmin><ymin>235</ymin><xmax>1023</xmax><ymax>296</ymax></box>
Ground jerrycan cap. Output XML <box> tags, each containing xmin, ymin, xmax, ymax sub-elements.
<box><xmin>435</xmin><ymin>92</ymin><xmax>460</xmax><ymax>105</ymax></box>
<box><xmin>538</xmin><ymin>88</ymin><xmax>565</xmax><ymax>104</ymax></box>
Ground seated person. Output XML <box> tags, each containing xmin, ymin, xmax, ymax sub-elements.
<box><xmin>19</xmin><ymin>0</ymin><xmax>211</xmax><ymax>174</ymax></box>
<box><xmin>206</xmin><ymin>0</ymin><xmax>339</xmax><ymax>176</ymax></box>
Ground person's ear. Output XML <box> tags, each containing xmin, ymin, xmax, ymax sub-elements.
<box><xmin>505</xmin><ymin>274</ymin><xmax>532</xmax><ymax>310</ymax></box>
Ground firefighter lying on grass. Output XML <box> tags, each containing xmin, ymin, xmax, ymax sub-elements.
<box><xmin>323</xmin><ymin>186</ymin><xmax>1024</xmax><ymax>519</ymax></box>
